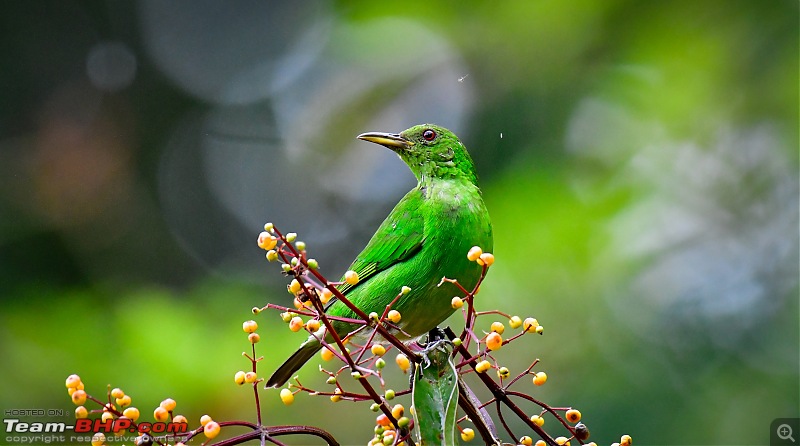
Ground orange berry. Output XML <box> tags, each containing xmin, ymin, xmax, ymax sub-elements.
<box><xmin>344</xmin><ymin>270</ymin><xmax>359</xmax><ymax>285</ymax></box>
<box><xmin>486</xmin><ymin>332</ymin><xmax>503</xmax><ymax>351</ymax></box>
<box><xmin>248</xmin><ymin>332</ymin><xmax>260</xmax><ymax>343</ymax></box>
<box><xmin>242</xmin><ymin>320</ymin><xmax>258</xmax><ymax>333</ymax></box>
<box><xmin>306</xmin><ymin>319</ymin><xmax>320</xmax><ymax>332</ymax></box>
<box><xmin>565</xmin><ymin>409</ymin><xmax>581</xmax><ymax>423</ymax></box>
<box><xmin>116</xmin><ymin>395</ymin><xmax>131</xmax><ymax>407</ymax></box>
<box><xmin>244</xmin><ymin>372</ymin><xmax>258</xmax><ymax>383</ymax></box>
<box><xmin>519</xmin><ymin>436</ymin><xmax>533</xmax><ymax>446</ymax></box>
<box><xmin>535</xmin><ymin>441</ymin><xmax>547</xmax><ymax>446</ymax></box>
<box><xmin>555</xmin><ymin>437</ymin><xmax>569</xmax><ymax>446</ymax></box>
<box><xmin>257</xmin><ymin>232</ymin><xmax>277</xmax><ymax>250</ymax></box>
<box><xmin>122</xmin><ymin>407</ymin><xmax>139</xmax><ymax>421</ymax></box>
<box><xmin>161</xmin><ymin>398</ymin><xmax>179</xmax><ymax>412</ymax></box>
<box><xmin>200</xmin><ymin>415</ymin><xmax>212</xmax><ymax>426</ymax></box>
<box><xmin>533</xmin><ymin>371</ymin><xmax>547</xmax><ymax>386</ymax></box>
<box><xmin>203</xmin><ymin>421</ymin><xmax>221</xmax><ymax>439</ymax></box>
<box><xmin>523</xmin><ymin>318</ymin><xmax>539</xmax><ymax>333</ymax></box>
<box><xmin>477</xmin><ymin>252</ymin><xmax>495</xmax><ymax>266</ymax></box>
<box><xmin>387</xmin><ymin>310</ymin><xmax>401</xmax><ymax>323</ymax></box>
<box><xmin>395</xmin><ymin>353</ymin><xmax>410</xmax><ymax>372</ymax></box>
<box><xmin>110</xmin><ymin>388</ymin><xmax>124</xmax><ymax>399</ymax></box>
<box><xmin>289</xmin><ymin>316</ymin><xmax>304</xmax><ymax>332</ymax></box>
<box><xmin>451</xmin><ymin>297</ymin><xmax>463</xmax><ymax>309</ymax></box>
<box><xmin>173</xmin><ymin>415</ymin><xmax>188</xmax><ymax>424</ymax></box>
<box><xmin>154</xmin><ymin>406</ymin><xmax>169</xmax><ymax>422</ymax></box>
<box><xmin>376</xmin><ymin>414</ymin><xmax>391</xmax><ymax>426</ymax></box>
<box><xmin>320</xmin><ymin>288</ymin><xmax>333</xmax><ymax>304</ymax></box>
<box><xmin>321</xmin><ymin>347</ymin><xmax>335</xmax><ymax>361</ymax></box>
<box><xmin>620</xmin><ymin>435</ymin><xmax>632</xmax><ymax>446</ymax></box>
<box><xmin>71</xmin><ymin>390</ymin><xmax>87</xmax><ymax>406</ymax></box>
<box><xmin>391</xmin><ymin>404</ymin><xmax>404</xmax><ymax>419</ymax></box>
<box><xmin>65</xmin><ymin>374</ymin><xmax>82</xmax><ymax>389</ymax></box>
<box><xmin>467</xmin><ymin>246</ymin><xmax>483</xmax><ymax>261</ymax></box>
<box><xmin>75</xmin><ymin>406</ymin><xmax>88</xmax><ymax>419</ymax></box>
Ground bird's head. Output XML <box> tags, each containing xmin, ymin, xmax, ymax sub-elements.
<box><xmin>357</xmin><ymin>124</ymin><xmax>478</xmax><ymax>185</ymax></box>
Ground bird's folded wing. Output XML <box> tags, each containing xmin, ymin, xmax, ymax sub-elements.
<box><xmin>335</xmin><ymin>187</ymin><xmax>426</xmax><ymax>297</ymax></box>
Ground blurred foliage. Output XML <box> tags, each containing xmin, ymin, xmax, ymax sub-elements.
<box><xmin>0</xmin><ymin>1</ymin><xmax>797</xmax><ymax>445</ymax></box>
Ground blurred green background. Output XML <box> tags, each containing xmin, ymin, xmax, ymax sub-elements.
<box><xmin>1</xmin><ymin>1</ymin><xmax>797</xmax><ymax>445</ymax></box>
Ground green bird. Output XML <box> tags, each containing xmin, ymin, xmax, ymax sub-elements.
<box><xmin>266</xmin><ymin>124</ymin><xmax>493</xmax><ymax>388</ymax></box>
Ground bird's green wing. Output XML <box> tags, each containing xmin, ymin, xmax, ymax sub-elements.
<box><xmin>336</xmin><ymin>187</ymin><xmax>426</xmax><ymax>296</ymax></box>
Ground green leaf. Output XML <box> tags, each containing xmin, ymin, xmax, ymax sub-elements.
<box><xmin>412</xmin><ymin>340</ymin><xmax>458</xmax><ymax>445</ymax></box>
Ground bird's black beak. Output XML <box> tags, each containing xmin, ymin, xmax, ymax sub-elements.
<box><xmin>357</xmin><ymin>132</ymin><xmax>414</xmax><ymax>151</ymax></box>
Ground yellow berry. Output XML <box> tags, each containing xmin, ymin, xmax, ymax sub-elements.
<box><xmin>467</xmin><ymin>246</ymin><xmax>483</xmax><ymax>261</ymax></box>
<box><xmin>620</xmin><ymin>435</ymin><xmax>632</xmax><ymax>446</ymax></box>
<box><xmin>286</xmin><ymin>232</ymin><xmax>297</xmax><ymax>242</ymax></box>
<box><xmin>401</xmin><ymin>286</ymin><xmax>411</xmax><ymax>294</ymax></box>
<box><xmin>75</xmin><ymin>406</ymin><xmax>88</xmax><ymax>419</ymax></box>
<box><xmin>101</xmin><ymin>411</ymin><xmax>114</xmax><ymax>422</ymax></box>
<box><xmin>519</xmin><ymin>436</ymin><xmax>533</xmax><ymax>446</ymax></box>
<box><xmin>530</xmin><ymin>414</ymin><xmax>544</xmax><ymax>427</ymax></box>
<box><xmin>486</xmin><ymin>332</ymin><xmax>503</xmax><ymax>351</ymax></box>
<box><xmin>200</xmin><ymin>415</ymin><xmax>212</xmax><ymax>426</ymax></box>
<box><xmin>296</xmin><ymin>241</ymin><xmax>306</xmax><ymax>251</ymax></box>
<box><xmin>535</xmin><ymin>441</ymin><xmax>547</xmax><ymax>446</ymax></box>
<box><xmin>330</xmin><ymin>388</ymin><xmax>342</xmax><ymax>403</ymax></box>
<box><xmin>234</xmin><ymin>371</ymin><xmax>246</xmax><ymax>385</ymax></box>
<box><xmin>110</xmin><ymin>388</ymin><xmax>124</xmax><ymax>399</ymax></box>
<box><xmin>490</xmin><ymin>321</ymin><xmax>505</xmax><ymax>334</ymax></box>
<box><xmin>160</xmin><ymin>398</ymin><xmax>176</xmax><ymax>411</ymax></box>
<box><xmin>289</xmin><ymin>316</ymin><xmax>304</xmax><ymax>332</ymax></box>
<box><xmin>257</xmin><ymin>232</ymin><xmax>277</xmax><ymax>250</ymax></box>
<box><xmin>533</xmin><ymin>371</ymin><xmax>547</xmax><ymax>386</ymax></box>
<box><xmin>280</xmin><ymin>388</ymin><xmax>295</xmax><ymax>405</ymax></box>
<box><xmin>71</xmin><ymin>390</ymin><xmax>87</xmax><ymax>405</ymax></box>
<box><xmin>91</xmin><ymin>432</ymin><xmax>105</xmax><ymax>446</ymax></box>
<box><xmin>66</xmin><ymin>374</ymin><xmax>82</xmax><ymax>389</ymax></box>
<box><xmin>263</xmin><ymin>222</ymin><xmax>274</xmax><ymax>232</ymax></box>
<box><xmin>497</xmin><ymin>367</ymin><xmax>510</xmax><ymax>379</ymax></box>
<box><xmin>320</xmin><ymin>288</ymin><xmax>333</xmax><ymax>304</ymax></box>
<box><xmin>344</xmin><ymin>270</ymin><xmax>359</xmax><ymax>285</ymax></box>
<box><xmin>387</xmin><ymin>310</ymin><xmax>401</xmax><ymax>323</ymax></box>
<box><xmin>266</xmin><ymin>249</ymin><xmax>278</xmax><ymax>262</ymax></box>
<box><xmin>555</xmin><ymin>437</ymin><xmax>569</xmax><ymax>446</ymax></box>
<box><xmin>242</xmin><ymin>320</ymin><xmax>258</xmax><ymax>333</ymax></box>
<box><xmin>460</xmin><ymin>427</ymin><xmax>475</xmax><ymax>442</ymax></box>
<box><xmin>509</xmin><ymin>316</ymin><xmax>522</xmax><ymax>329</ymax></box>
<box><xmin>391</xmin><ymin>404</ymin><xmax>404</xmax><ymax>419</ymax></box>
<box><xmin>321</xmin><ymin>347</ymin><xmax>335</xmax><ymax>361</ymax></box>
<box><xmin>475</xmin><ymin>360</ymin><xmax>491</xmax><ymax>373</ymax></box>
<box><xmin>396</xmin><ymin>353</ymin><xmax>410</xmax><ymax>372</ymax></box>
<box><xmin>565</xmin><ymin>409</ymin><xmax>581</xmax><ymax>423</ymax></box>
<box><xmin>116</xmin><ymin>395</ymin><xmax>131</xmax><ymax>407</ymax></box>
<box><xmin>523</xmin><ymin>318</ymin><xmax>539</xmax><ymax>333</ymax></box>
<box><xmin>477</xmin><ymin>252</ymin><xmax>495</xmax><ymax>266</ymax></box>
<box><xmin>244</xmin><ymin>372</ymin><xmax>258</xmax><ymax>383</ymax></box>
<box><xmin>203</xmin><ymin>421</ymin><xmax>221</xmax><ymax>439</ymax></box>
<box><xmin>249</xmin><ymin>332</ymin><xmax>260</xmax><ymax>343</ymax></box>
<box><xmin>154</xmin><ymin>406</ymin><xmax>169</xmax><ymax>422</ymax></box>
<box><xmin>371</xmin><ymin>344</ymin><xmax>386</xmax><ymax>356</ymax></box>
<box><xmin>288</xmin><ymin>279</ymin><xmax>302</xmax><ymax>295</ymax></box>
<box><xmin>122</xmin><ymin>407</ymin><xmax>139</xmax><ymax>421</ymax></box>
<box><xmin>451</xmin><ymin>296</ymin><xmax>463</xmax><ymax>309</ymax></box>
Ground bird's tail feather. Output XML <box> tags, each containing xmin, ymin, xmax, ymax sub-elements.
<box><xmin>266</xmin><ymin>340</ymin><xmax>322</xmax><ymax>388</ymax></box>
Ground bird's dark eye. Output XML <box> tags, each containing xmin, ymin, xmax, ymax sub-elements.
<box><xmin>422</xmin><ymin>129</ymin><xmax>436</xmax><ymax>141</ymax></box>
